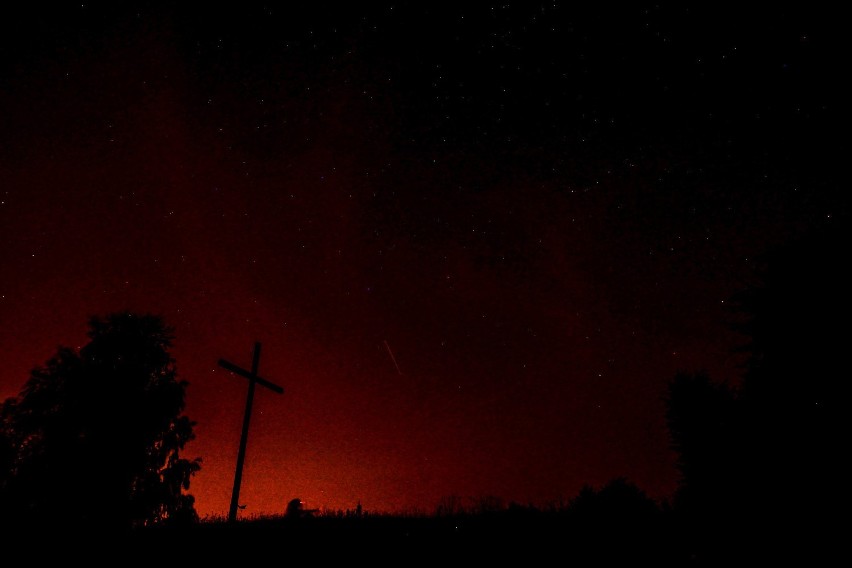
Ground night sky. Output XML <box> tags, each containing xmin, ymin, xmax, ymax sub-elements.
<box><xmin>0</xmin><ymin>3</ymin><xmax>844</xmax><ymax>518</ymax></box>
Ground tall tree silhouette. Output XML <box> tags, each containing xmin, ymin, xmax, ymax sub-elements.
<box><xmin>0</xmin><ymin>312</ymin><xmax>200</xmax><ymax>529</ymax></box>
<box><xmin>664</xmin><ymin>219</ymin><xmax>849</xmax><ymax>558</ymax></box>
<box><xmin>730</xmin><ymin>221</ymin><xmax>848</xmax><ymax>532</ymax></box>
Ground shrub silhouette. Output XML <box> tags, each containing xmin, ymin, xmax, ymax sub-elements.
<box><xmin>0</xmin><ymin>312</ymin><xmax>200</xmax><ymax>529</ymax></box>
<box><xmin>568</xmin><ymin>477</ymin><xmax>659</xmax><ymax>522</ymax></box>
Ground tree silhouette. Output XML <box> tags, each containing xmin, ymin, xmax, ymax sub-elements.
<box><xmin>729</xmin><ymin>221</ymin><xmax>848</xmax><ymax>536</ymax></box>
<box><xmin>0</xmin><ymin>312</ymin><xmax>201</xmax><ymax>529</ymax></box>
<box><xmin>664</xmin><ymin>372</ymin><xmax>740</xmax><ymax>522</ymax></box>
<box><xmin>663</xmin><ymin>220</ymin><xmax>849</xmax><ymax>559</ymax></box>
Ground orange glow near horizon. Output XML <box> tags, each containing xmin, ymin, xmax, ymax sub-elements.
<box><xmin>1</xmin><ymin>3</ymin><xmax>832</xmax><ymax>522</ymax></box>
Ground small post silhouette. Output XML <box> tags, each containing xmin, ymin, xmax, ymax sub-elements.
<box><xmin>218</xmin><ymin>341</ymin><xmax>284</xmax><ymax>523</ymax></box>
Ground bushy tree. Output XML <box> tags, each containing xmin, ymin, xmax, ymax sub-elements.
<box><xmin>0</xmin><ymin>312</ymin><xmax>200</xmax><ymax>529</ymax></box>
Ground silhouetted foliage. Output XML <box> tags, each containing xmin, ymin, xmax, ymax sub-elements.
<box><xmin>559</xmin><ymin>478</ymin><xmax>667</xmax><ymax>563</ymax></box>
<box><xmin>733</xmin><ymin>222</ymin><xmax>848</xmax><ymax>537</ymax></box>
<box><xmin>0</xmin><ymin>312</ymin><xmax>201</xmax><ymax>529</ymax></box>
<box><xmin>568</xmin><ymin>477</ymin><xmax>660</xmax><ymax>522</ymax></box>
<box><xmin>664</xmin><ymin>220</ymin><xmax>849</xmax><ymax>559</ymax></box>
<box><xmin>664</xmin><ymin>372</ymin><xmax>740</xmax><ymax>519</ymax></box>
<box><xmin>115</xmin><ymin>491</ymin><xmax>686</xmax><ymax>564</ymax></box>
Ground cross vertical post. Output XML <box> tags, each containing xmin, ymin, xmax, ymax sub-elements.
<box><xmin>218</xmin><ymin>341</ymin><xmax>284</xmax><ymax>523</ymax></box>
<box><xmin>229</xmin><ymin>341</ymin><xmax>260</xmax><ymax>523</ymax></box>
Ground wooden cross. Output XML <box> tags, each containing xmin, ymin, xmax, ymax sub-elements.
<box><xmin>218</xmin><ymin>341</ymin><xmax>284</xmax><ymax>523</ymax></box>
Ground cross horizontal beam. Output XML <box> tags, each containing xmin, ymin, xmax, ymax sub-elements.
<box><xmin>218</xmin><ymin>358</ymin><xmax>284</xmax><ymax>394</ymax></box>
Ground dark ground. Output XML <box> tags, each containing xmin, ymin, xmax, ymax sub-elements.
<box><xmin>12</xmin><ymin>511</ymin><xmax>829</xmax><ymax>565</ymax></box>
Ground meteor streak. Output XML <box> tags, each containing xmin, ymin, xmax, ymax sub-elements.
<box><xmin>383</xmin><ymin>339</ymin><xmax>403</xmax><ymax>375</ymax></box>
